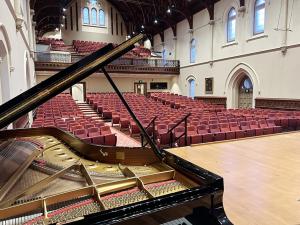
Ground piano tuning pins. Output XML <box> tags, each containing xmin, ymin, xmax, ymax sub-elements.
<box><xmin>145</xmin><ymin>180</ymin><xmax>187</xmax><ymax>197</ymax></box>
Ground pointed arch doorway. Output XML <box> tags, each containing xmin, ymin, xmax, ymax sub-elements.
<box><xmin>238</xmin><ymin>75</ymin><xmax>253</xmax><ymax>108</ymax></box>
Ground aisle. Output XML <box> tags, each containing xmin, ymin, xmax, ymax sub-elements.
<box><xmin>77</xmin><ymin>102</ymin><xmax>140</xmax><ymax>147</ymax></box>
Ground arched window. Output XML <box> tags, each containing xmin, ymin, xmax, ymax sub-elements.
<box><xmin>91</xmin><ymin>8</ymin><xmax>97</xmax><ymax>25</ymax></box>
<box><xmin>83</xmin><ymin>7</ymin><xmax>90</xmax><ymax>24</ymax></box>
<box><xmin>190</xmin><ymin>39</ymin><xmax>196</xmax><ymax>63</ymax></box>
<box><xmin>227</xmin><ymin>8</ymin><xmax>236</xmax><ymax>42</ymax></box>
<box><xmin>188</xmin><ymin>79</ymin><xmax>195</xmax><ymax>99</ymax></box>
<box><xmin>99</xmin><ymin>9</ymin><xmax>105</xmax><ymax>26</ymax></box>
<box><xmin>254</xmin><ymin>0</ymin><xmax>265</xmax><ymax>35</ymax></box>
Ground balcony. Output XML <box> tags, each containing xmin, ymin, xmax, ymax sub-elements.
<box><xmin>35</xmin><ymin>52</ymin><xmax>180</xmax><ymax>75</ymax></box>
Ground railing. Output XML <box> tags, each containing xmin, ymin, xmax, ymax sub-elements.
<box><xmin>167</xmin><ymin>113</ymin><xmax>191</xmax><ymax>148</ymax></box>
<box><xmin>35</xmin><ymin>52</ymin><xmax>180</xmax><ymax>68</ymax></box>
<box><xmin>141</xmin><ymin>116</ymin><xmax>157</xmax><ymax>147</ymax></box>
<box><xmin>35</xmin><ymin>51</ymin><xmax>71</xmax><ymax>63</ymax></box>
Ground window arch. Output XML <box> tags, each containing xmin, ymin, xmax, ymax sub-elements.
<box><xmin>254</xmin><ymin>0</ymin><xmax>265</xmax><ymax>35</ymax></box>
<box><xmin>227</xmin><ymin>8</ymin><xmax>236</xmax><ymax>42</ymax></box>
<box><xmin>190</xmin><ymin>39</ymin><xmax>196</xmax><ymax>63</ymax></box>
<box><xmin>83</xmin><ymin>7</ymin><xmax>90</xmax><ymax>24</ymax></box>
<box><xmin>91</xmin><ymin>8</ymin><xmax>97</xmax><ymax>25</ymax></box>
<box><xmin>99</xmin><ymin>9</ymin><xmax>105</xmax><ymax>26</ymax></box>
<box><xmin>188</xmin><ymin>79</ymin><xmax>196</xmax><ymax>99</ymax></box>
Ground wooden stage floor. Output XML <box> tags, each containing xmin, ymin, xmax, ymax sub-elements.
<box><xmin>167</xmin><ymin>132</ymin><xmax>300</xmax><ymax>225</ymax></box>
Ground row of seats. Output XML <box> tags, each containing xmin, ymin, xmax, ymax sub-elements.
<box><xmin>86</xmin><ymin>92</ymin><xmax>300</xmax><ymax>147</ymax></box>
<box><xmin>31</xmin><ymin>94</ymin><xmax>117</xmax><ymax>146</ymax></box>
<box><xmin>156</xmin><ymin>119</ymin><xmax>281</xmax><ymax>147</ymax></box>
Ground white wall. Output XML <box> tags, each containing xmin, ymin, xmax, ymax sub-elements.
<box><xmin>153</xmin><ymin>0</ymin><xmax>300</xmax><ymax>108</ymax></box>
<box><xmin>0</xmin><ymin>0</ymin><xmax>35</xmax><ymax>103</ymax></box>
<box><xmin>62</xmin><ymin>0</ymin><xmax>126</xmax><ymax>44</ymax></box>
<box><xmin>36</xmin><ymin>72</ymin><xmax>179</xmax><ymax>94</ymax></box>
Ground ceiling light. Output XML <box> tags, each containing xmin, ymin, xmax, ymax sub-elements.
<box><xmin>63</xmin><ymin>8</ymin><xmax>66</xmax><ymax>12</ymax></box>
<box><xmin>62</xmin><ymin>15</ymin><xmax>65</xmax><ymax>19</ymax></box>
<box><xmin>61</xmin><ymin>24</ymin><xmax>64</xmax><ymax>27</ymax></box>
<box><xmin>154</xmin><ymin>19</ymin><xmax>158</xmax><ymax>24</ymax></box>
<box><xmin>132</xmin><ymin>31</ymin><xmax>135</xmax><ymax>35</ymax></box>
<box><xmin>141</xmin><ymin>25</ymin><xmax>144</xmax><ymax>29</ymax></box>
<box><xmin>167</xmin><ymin>8</ymin><xmax>171</xmax><ymax>14</ymax></box>
<box><xmin>55</xmin><ymin>28</ymin><xmax>59</xmax><ymax>31</ymax></box>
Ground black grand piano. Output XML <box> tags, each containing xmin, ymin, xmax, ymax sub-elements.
<box><xmin>0</xmin><ymin>34</ymin><xmax>232</xmax><ymax>225</ymax></box>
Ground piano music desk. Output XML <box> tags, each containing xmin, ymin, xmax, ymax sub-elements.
<box><xmin>167</xmin><ymin>132</ymin><xmax>300</xmax><ymax>225</ymax></box>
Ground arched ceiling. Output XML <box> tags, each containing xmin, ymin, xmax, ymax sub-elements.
<box><xmin>31</xmin><ymin>0</ymin><xmax>246</xmax><ymax>38</ymax></box>
<box><xmin>30</xmin><ymin>0</ymin><xmax>73</xmax><ymax>36</ymax></box>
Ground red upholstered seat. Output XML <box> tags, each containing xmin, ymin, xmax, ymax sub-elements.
<box><xmin>157</xmin><ymin>124</ymin><xmax>170</xmax><ymax>145</ymax></box>
<box><xmin>187</xmin><ymin>126</ymin><xmax>202</xmax><ymax>144</ymax></box>
<box><xmin>209</xmin><ymin>124</ymin><xmax>226</xmax><ymax>141</ymax></box>
<box><xmin>266</xmin><ymin>119</ymin><xmax>282</xmax><ymax>133</ymax></box>
<box><xmin>240</xmin><ymin>121</ymin><xmax>256</xmax><ymax>137</ymax></box>
<box><xmin>258</xmin><ymin>119</ymin><xmax>274</xmax><ymax>135</ymax></box>
<box><xmin>197</xmin><ymin>125</ymin><xmax>213</xmax><ymax>143</ymax></box>
<box><xmin>219</xmin><ymin>123</ymin><xmax>235</xmax><ymax>140</ymax></box>
<box><xmin>249</xmin><ymin>120</ymin><xmax>264</xmax><ymax>136</ymax></box>
<box><xmin>229</xmin><ymin>122</ymin><xmax>245</xmax><ymax>139</ymax></box>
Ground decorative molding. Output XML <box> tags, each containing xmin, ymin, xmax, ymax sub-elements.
<box><xmin>15</xmin><ymin>17</ymin><xmax>24</xmax><ymax>31</ymax></box>
<box><xmin>255</xmin><ymin>98</ymin><xmax>300</xmax><ymax>110</ymax></box>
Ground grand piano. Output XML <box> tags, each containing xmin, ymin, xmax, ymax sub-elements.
<box><xmin>0</xmin><ymin>34</ymin><xmax>232</xmax><ymax>225</ymax></box>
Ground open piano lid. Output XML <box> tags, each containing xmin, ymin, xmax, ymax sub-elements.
<box><xmin>0</xmin><ymin>34</ymin><xmax>232</xmax><ymax>225</ymax></box>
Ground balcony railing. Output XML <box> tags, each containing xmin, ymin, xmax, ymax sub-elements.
<box><xmin>35</xmin><ymin>52</ymin><xmax>180</xmax><ymax>68</ymax></box>
<box><xmin>34</xmin><ymin>52</ymin><xmax>180</xmax><ymax>74</ymax></box>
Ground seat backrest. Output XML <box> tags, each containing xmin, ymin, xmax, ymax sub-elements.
<box><xmin>266</xmin><ymin>119</ymin><xmax>275</xmax><ymax>127</ymax></box>
<box><xmin>209</xmin><ymin>124</ymin><xmax>220</xmax><ymax>133</ymax></box>
<box><xmin>174</xmin><ymin>126</ymin><xmax>185</xmax><ymax>133</ymax></box>
<box><xmin>74</xmin><ymin>129</ymin><xmax>86</xmax><ymax>135</ymax></box>
<box><xmin>219</xmin><ymin>123</ymin><xmax>230</xmax><ymax>131</ymax></box>
<box><xmin>88</xmin><ymin>127</ymin><xmax>99</xmax><ymax>134</ymax></box>
<box><xmin>249</xmin><ymin>120</ymin><xmax>259</xmax><ymax>128</ymax></box>
<box><xmin>100</xmin><ymin>126</ymin><xmax>111</xmax><ymax>134</ymax></box>
<box><xmin>197</xmin><ymin>125</ymin><xmax>209</xmax><ymax>134</ymax></box>
<box><xmin>259</xmin><ymin>119</ymin><xmax>268</xmax><ymax>128</ymax></box>
<box><xmin>240</xmin><ymin>121</ymin><xmax>250</xmax><ymax>130</ymax></box>
<box><xmin>230</xmin><ymin>122</ymin><xmax>240</xmax><ymax>131</ymax></box>
<box><xmin>157</xmin><ymin>124</ymin><xmax>167</xmax><ymax>130</ymax></box>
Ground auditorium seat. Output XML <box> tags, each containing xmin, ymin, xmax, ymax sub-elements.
<box><xmin>266</xmin><ymin>119</ymin><xmax>282</xmax><ymax>133</ymax></box>
<box><xmin>187</xmin><ymin>126</ymin><xmax>202</xmax><ymax>144</ymax></box>
<box><xmin>157</xmin><ymin>124</ymin><xmax>170</xmax><ymax>146</ymax></box>
<box><xmin>249</xmin><ymin>120</ymin><xmax>264</xmax><ymax>136</ymax></box>
<box><xmin>209</xmin><ymin>124</ymin><xmax>226</xmax><ymax>141</ymax></box>
<box><xmin>197</xmin><ymin>125</ymin><xmax>214</xmax><ymax>143</ymax></box>
<box><xmin>219</xmin><ymin>123</ymin><xmax>235</xmax><ymax>140</ymax></box>
<box><xmin>229</xmin><ymin>122</ymin><xmax>245</xmax><ymax>139</ymax></box>
<box><xmin>258</xmin><ymin>119</ymin><xmax>274</xmax><ymax>135</ymax></box>
<box><xmin>240</xmin><ymin>121</ymin><xmax>255</xmax><ymax>137</ymax></box>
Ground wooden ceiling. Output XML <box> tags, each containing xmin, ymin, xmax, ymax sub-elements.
<box><xmin>31</xmin><ymin>0</ymin><xmax>246</xmax><ymax>38</ymax></box>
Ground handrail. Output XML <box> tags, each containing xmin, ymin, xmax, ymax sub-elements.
<box><xmin>167</xmin><ymin>113</ymin><xmax>191</xmax><ymax>148</ymax></box>
<box><xmin>141</xmin><ymin>116</ymin><xmax>157</xmax><ymax>147</ymax></box>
